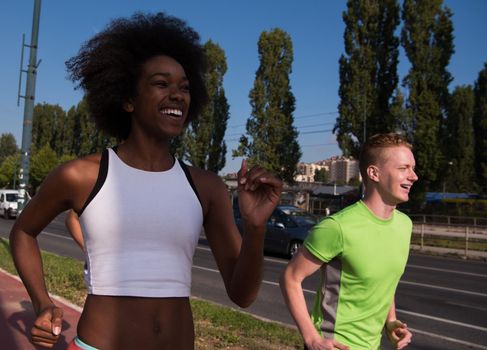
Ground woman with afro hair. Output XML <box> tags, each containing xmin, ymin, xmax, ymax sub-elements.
<box><xmin>10</xmin><ymin>12</ymin><xmax>282</xmax><ymax>350</ymax></box>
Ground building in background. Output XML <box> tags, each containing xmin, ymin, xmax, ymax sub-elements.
<box><xmin>295</xmin><ymin>156</ymin><xmax>360</xmax><ymax>184</ymax></box>
<box><xmin>295</xmin><ymin>162</ymin><xmax>329</xmax><ymax>182</ymax></box>
<box><xmin>327</xmin><ymin>156</ymin><xmax>360</xmax><ymax>184</ymax></box>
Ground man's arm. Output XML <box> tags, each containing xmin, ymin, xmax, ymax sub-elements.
<box><xmin>280</xmin><ymin>248</ymin><xmax>349</xmax><ymax>350</ymax></box>
<box><xmin>385</xmin><ymin>299</ymin><xmax>412</xmax><ymax>349</ymax></box>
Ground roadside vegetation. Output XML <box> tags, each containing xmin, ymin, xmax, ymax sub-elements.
<box><xmin>0</xmin><ymin>238</ymin><xmax>303</xmax><ymax>349</ymax></box>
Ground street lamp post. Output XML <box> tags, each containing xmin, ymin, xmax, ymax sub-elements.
<box><xmin>17</xmin><ymin>0</ymin><xmax>42</xmax><ymax>213</ymax></box>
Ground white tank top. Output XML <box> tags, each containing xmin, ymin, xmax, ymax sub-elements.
<box><xmin>78</xmin><ymin>148</ymin><xmax>203</xmax><ymax>297</ymax></box>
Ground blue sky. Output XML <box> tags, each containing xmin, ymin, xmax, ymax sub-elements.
<box><xmin>1</xmin><ymin>1</ymin><xmax>486</xmax><ymax>174</ymax></box>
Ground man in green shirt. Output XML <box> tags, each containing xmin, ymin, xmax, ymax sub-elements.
<box><xmin>280</xmin><ymin>133</ymin><xmax>416</xmax><ymax>350</ymax></box>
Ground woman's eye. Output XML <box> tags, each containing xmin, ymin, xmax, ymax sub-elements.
<box><xmin>181</xmin><ymin>84</ymin><xmax>190</xmax><ymax>92</ymax></box>
<box><xmin>154</xmin><ymin>81</ymin><xmax>168</xmax><ymax>87</ymax></box>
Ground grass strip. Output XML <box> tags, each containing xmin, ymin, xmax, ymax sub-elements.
<box><xmin>0</xmin><ymin>238</ymin><xmax>302</xmax><ymax>349</ymax></box>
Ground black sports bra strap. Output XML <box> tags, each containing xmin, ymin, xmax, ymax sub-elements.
<box><xmin>78</xmin><ymin>149</ymin><xmax>109</xmax><ymax>216</ymax></box>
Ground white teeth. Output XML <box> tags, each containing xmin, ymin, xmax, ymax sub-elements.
<box><xmin>160</xmin><ymin>108</ymin><xmax>182</xmax><ymax>116</ymax></box>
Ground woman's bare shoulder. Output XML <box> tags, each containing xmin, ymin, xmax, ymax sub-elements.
<box><xmin>54</xmin><ymin>153</ymin><xmax>102</xmax><ymax>184</ymax></box>
<box><xmin>35</xmin><ymin>153</ymin><xmax>104</xmax><ymax>211</ymax></box>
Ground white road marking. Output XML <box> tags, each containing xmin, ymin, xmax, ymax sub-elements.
<box><xmin>400</xmin><ymin>280</ymin><xmax>487</xmax><ymax>298</ymax></box>
<box><xmin>407</xmin><ymin>264</ymin><xmax>487</xmax><ymax>278</ymax></box>
<box><xmin>407</xmin><ymin>327</ymin><xmax>487</xmax><ymax>350</ymax></box>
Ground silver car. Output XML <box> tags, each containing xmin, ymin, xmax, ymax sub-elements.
<box><xmin>234</xmin><ymin>203</ymin><xmax>318</xmax><ymax>257</ymax></box>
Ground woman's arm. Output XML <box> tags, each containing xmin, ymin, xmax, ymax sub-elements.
<box><xmin>9</xmin><ymin>157</ymin><xmax>98</xmax><ymax>348</ymax></box>
<box><xmin>200</xmin><ymin>160</ymin><xmax>282</xmax><ymax>307</ymax></box>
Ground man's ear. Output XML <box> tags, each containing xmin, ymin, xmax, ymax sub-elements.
<box><xmin>367</xmin><ymin>165</ymin><xmax>380</xmax><ymax>183</ymax></box>
<box><xmin>123</xmin><ymin>100</ymin><xmax>134</xmax><ymax>113</ymax></box>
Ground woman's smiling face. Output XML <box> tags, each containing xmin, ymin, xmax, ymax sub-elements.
<box><xmin>125</xmin><ymin>55</ymin><xmax>191</xmax><ymax>139</ymax></box>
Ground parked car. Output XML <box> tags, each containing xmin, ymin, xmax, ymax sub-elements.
<box><xmin>0</xmin><ymin>189</ymin><xmax>19</xmax><ymax>219</ymax></box>
<box><xmin>233</xmin><ymin>202</ymin><xmax>319</xmax><ymax>257</ymax></box>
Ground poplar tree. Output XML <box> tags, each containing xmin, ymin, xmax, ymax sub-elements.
<box><xmin>0</xmin><ymin>153</ymin><xmax>20</xmax><ymax>188</ymax></box>
<box><xmin>335</xmin><ymin>0</ymin><xmax>401</xmax><ymax>157</ymax></box>
<box><xmin>401</xmin><ymin>0</ymin><xmax>454</xmax><ymax>197</ymax></box>
<box><xmin>0</xmin><ymin>133</ymin><xmax>18</xmax><ymax>164</ymax></box>
<box><xmin>234</xmin><ymin>29</ymin><xmax>300</xmax><ymax>183</ymax></box>
<box><xmin>32</xmin><ymin>103</ymin><xmax>66</xmax><ymax>153</ymax></box>
<box><xmin>443</xmin><ymin>85</ymin><xmax>475</xmax><ymax>192</ymax></box>
<box><xmin>72</xmin><ymin>99</ymin><xmax>115</xmax><ymax>156</ymax></box>
<box><xmin>184</xmin><ymin>40</ymin><xmax>230</xmax><ymax>173</ymax></box>
<box><xmin>473</xmin><ymin>63</ymin><xmax>487</xmax><ymax>194</ymax></box>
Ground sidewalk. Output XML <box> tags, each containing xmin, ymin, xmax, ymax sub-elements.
<box><xmin>0</xmin><ymin>268</ymin><xmax>81</xmax><ymax>350</ymax></box>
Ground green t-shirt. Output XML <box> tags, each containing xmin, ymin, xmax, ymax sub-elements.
<box><xmin>304</xmin><ymin>200</ymin><xmax>412</xmax><ymax>350</ymax></box>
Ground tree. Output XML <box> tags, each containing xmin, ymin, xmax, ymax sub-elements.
<box><xmin>29</xmin><ymin>143</ymin><xmax>58</xmax><ymax>192</ymax></box>
<box><xmin>348</xmin><ymin>176</ymin><xmax>362</xmax><ymax>188</ymax></box>
<box><xmin>184</xmin><ymin>40</ymin><xmax>230</xmax><ymax>173</ymax></box>
<box><xmin>443</xmin><ymin>85</ymin><xmax>475</xmax><ymax>192</ymax></box>
<box><xmin>473</xmin><ymin>63</ymin><xmax>487</xmax><ymax>194</ymax></box>
<box><xmin>0</xmin><ymin>133</ymin><xmax>19</xmax><ymax>164</ymax></box>
<box><xmin>68</xmin><ymin>99</ymin><xmax>115</xmax><ymax>157</ymax></box>
<box><xmin>0</xmin><ymin>153</ymin><xmax>21</xmax><ymax>188</ymax></box>
<box><xmin>32</xmin><ymin>103</ymin><xmax>66</xmax><ymax>153</ymax></box>
<box><xmin>234</xmin><ymin>28</ymin><xmax>301</xmax><ymax>183</ymax></box>
<box><xmin>401</xmin><ymin>0</ymin><xmax>454</xmax><ymax>199</ymax></box>
<box><xmin>335</xmin><ymin>0</ymin><xmax>401</xmax><ymax>157</ymax></box>
<box><xmin>314</xmin><ymin>168</ymin><xmax>329</xmax><ymax>183</ymax></box>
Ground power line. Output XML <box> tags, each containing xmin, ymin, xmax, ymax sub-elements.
<box><xmin>225</xmin><ymin>122</ymin><xmax>334</xmax><ymax>137</ymax></box>
<box><xmin>296</xmin><ymin>122</ymin><xmax>335</xmax><ymax>129</ymax></box>
<box><xmin>301</xmin><ymin>142</ymin><xmax>338</xmax><ymax>148</ymax></box>
<box><xmin>299</xmin><ymin>129</ymin><xmax>333</xmax><ymax>135</ymax></box>
<box><xmin>225</xmin><ymin>128</ymin><xmax>334</xmax><ymax>142</ymax></box>
<box><xmin>227</xmin><ymin>111</ymin><xmax>338</xmax><ymax>129</ymax></box>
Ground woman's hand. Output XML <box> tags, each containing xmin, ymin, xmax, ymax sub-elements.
<box><xmin>237</xmin><ymin>159</ymin><xmax>283</xmax><ymax>230</ymax></box>
<box><xmin>31</xmin><ymin>304</ymin><xmax>63</xmax><ymax>348</ymax></box>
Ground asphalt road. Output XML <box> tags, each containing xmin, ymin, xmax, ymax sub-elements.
<box><xmin>1</xmin><ymin>214</ymin><xmax>486</xmax><ymax>350</ymax></box>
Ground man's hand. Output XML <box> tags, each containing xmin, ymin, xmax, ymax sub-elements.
<box><xmin>385</xmin><ymin>319</ymin><xmax>412</xmax><ymax>349</ymax></box>
<box><xmin>31</xmin><ymin>305</ymin><xmax>63</xmax><ymax>348</ymax></box>
<box><xmin>237</xmin><ymin>159</ymin><xmax>283</xmax><ymax>230</ymax></box>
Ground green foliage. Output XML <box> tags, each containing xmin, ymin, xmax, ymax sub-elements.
<box><xmin>0</xmin><ymin>238</ymin><xmax>86</xmax><ymax>306</ymax></box>
<box><xmin>0</xmin><ymin>153</ymin><xmax>20</xmax><ymax>188</ymax></box>
<box><xmin>335</xmin><ymin>0</ymin><xmax>401</xmax><ymax>157</ymax></box>
<box><xmin>348</xmin><ymin>177</ymin><xmax>362</xmax><ymax>187</ymax></box>
<box><xmin>314</xmin><ymin>168</ymin><xmax>329</xmax><ymax>183</ymax></box>
<box><xmin>234</xmin><ymin>28</ymin><xmax>301</xmax><ymax>183</ymax></box>
<box><xmin>29</xmin><ymin>144</ymin><xmax>59</xmax><ymax>191</ymax></box>
<box><xmin>473</xmin><ymin>63</ymin><xmax>487</xmax><ymax>194</ymax></box>
<box><xmin>184</xmin><ymin>40</ymin><xmax>230</xmax><ymax>173</ymax></box>
<box><xmin>32</xmin><ymin>100</ymin><xmax>116</xmax><ymax>159</ymax></box>
<box><xmin>443</xmin><ymin>85</ymin><xmax>475</xmax><ymax>192</ymax></box>
<box><xmin>401</xmin><ymin>0</ymin><xmax>454</xmax><ymax>202</ymax></box>
<box><xmin>32</xmin><ymin>103</ymin><xmax>66</xmax><ymax>153</ymax></box>
<box><xmin>0</xmin><ymin>133</ymin><xmax>19</xmax><ymax>164</ymax></box>
<box><xmin>192</xmin><ymin>299</ymin><xmax>302</xmax><ymax>349</ymax></box>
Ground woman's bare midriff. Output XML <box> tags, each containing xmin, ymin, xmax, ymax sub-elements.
<box><xmin>77</xmin><ymin>294</ymin><xmax>194</xmax><ymax>350</ymax></box>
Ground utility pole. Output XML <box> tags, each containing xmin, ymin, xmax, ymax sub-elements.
<box><xmin>17</xmin><ymin>0</ymin><xmax>42</xmax><ymax>213</ymax></box>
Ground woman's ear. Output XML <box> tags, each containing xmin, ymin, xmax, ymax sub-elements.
<box><xmin>367</xmin><ymin>165</ymin><xmax>380</xmax><ymax>183</ymax></box>
<box><xmin>123</xmin><ymin>101</ymin><xmax>134</xmax><ymax>113</ymax></box>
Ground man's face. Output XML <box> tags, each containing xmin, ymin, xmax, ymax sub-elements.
<box><xmin>374</xmin><ymin>146</ymin><xmax>418</xmax><ymax>206</ymax></box>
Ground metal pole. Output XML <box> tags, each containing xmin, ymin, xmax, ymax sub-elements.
<box><xmin>18</xmin><ymin>0</ymin><xmax>42</xmax><ymax>213</ymax></box>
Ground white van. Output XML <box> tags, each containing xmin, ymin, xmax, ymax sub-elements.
<box><xmin>0</xmin><ymin>189</ymin><xmax>19</xmax><ymax>219</ymax></box>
